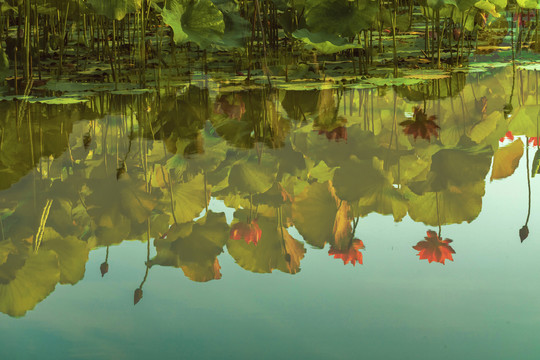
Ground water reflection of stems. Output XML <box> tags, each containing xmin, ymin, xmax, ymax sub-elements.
<box><xmin>33</xmin><ymin>199</ymin><xmax>53</xmax><ymax>253</ymax></box>
<box><xmin>134</xmin><ymin>222</ymin><xmax>152</xmax><ymax>305</ymax></box>
<box><xmin>520</xmin><ymin>138</ymin><xmax>531</xmax><ymax>242</ymax></box>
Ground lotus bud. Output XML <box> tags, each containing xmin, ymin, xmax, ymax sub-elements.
<box><xmin>134</xmin><ymin>288</ymin><xmax>143</xmax><ymax>305</ymax></box>
<box><xmin>519</xmin><ymin>225</ymin><xmax>529</xmax><ymax>243</ymax></box>
<box><xmin>100</xmin><ymin>262</ymin><xmax>108</xmax><ymax>277</ymax></box>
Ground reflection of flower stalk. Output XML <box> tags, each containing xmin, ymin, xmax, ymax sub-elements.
<box><xmin>349</xmin><ymin>217</ymin><xmax>360</xmax><ymax>247</ymax></box>
<box><xmin>134</xmin><ymin>222</ymin><xmax>152</xmax><ymax>305</ymax></box>
<box><xmin>0</xmin><ymin>217</ymin><xmax>4</xmax><ymax>241</ymax></box>
<box><xmin>33</xmin><ymin>199</ymin><xmax>53</xmax><ymax>253</ymax></box>
<box><xmin>504</xmin><ymin>67</ymin><xmax>516</xmax><ymax>117</ymax></box>
<box><xmin>278</xmin><ymin>206</ymin><xmax>290</xmax><ymax>263</ymax></box>
<box><xmin>520</xmin><ymin>138</ymin><xmax>531</xmax><ymax>242</ymax></box>
<box><xmin>254</xmin><ymin>0</ymin><xmax>272</xmax><ymax>87</ymax></box>
<box><xmin>436</xmin><ymin>192</ymin><xmax>441</xmax><ymax>237</ymax></box>
<box><xmin>203</xmin><ymin>170</ymin><xmax>208</xmax><ymax>213</ymax></box>
<box><xmin>385</xmin><ymin>91</ymin><xmax>398</xmax><ymax>170</ymax></box>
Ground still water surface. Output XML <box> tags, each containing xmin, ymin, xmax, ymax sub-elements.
<box><xmin>1</xmin><ymin>66</ymin><xmax>540</xmax><ymax>359</ymax></box>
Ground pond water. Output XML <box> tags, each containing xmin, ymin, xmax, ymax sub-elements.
<box><xmin>2</xmin><ymin>65</ymin><xmax>540</xmax><ymax>359</ymax></box>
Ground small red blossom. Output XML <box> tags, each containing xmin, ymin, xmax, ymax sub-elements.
<box><xmin>514</xmin><ymin>10</ymin><xmax>536</xmax><ymax>28</ymax></box>
<box><xmin>328</xmin><ymin>239</ymin><xmax>365</xmax><ymax>266</ymax></box>
<box><xmin>318</xmin><ymin>126</ymin><xmax>348</xmax><ymax>142</ymax></box>
<box><xmin>213</xmin><ymin>95</ymin><xmax>246</xmax><ymax>121</ymax></box>
<box><xmin>400</xmin><ymin>107</ymin><xmax>440</xmax><ymax>141</ymax></box>
<box><xmin>230</xmin><ymin>220</ymin><xmax>262</xmax><ymax>245</ymax></box>
<box><xmin>413</xmin><ymin>230</ymin><xmax>455</xmax><ymax>264</ymax></box>
<box><xmin>529</xmin><ymin>137</ymin><xmax>539</xmax><ymax>147</ymax></box>
<box><xmin>499</xmin><ymin>131</ymin><xmax>514</xmax><ymax>143</ymax></box>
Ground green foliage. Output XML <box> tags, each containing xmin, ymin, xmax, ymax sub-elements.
<box><xmin>162</xmin><ymin>0</ymin><xmax>226</xmax><ymax>48</ymax></box>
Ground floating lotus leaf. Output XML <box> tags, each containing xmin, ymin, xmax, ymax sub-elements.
<box><xmin>292</xmin><ymin>29</ymin><xmax>357</xmax><ymax>54</ymax></box>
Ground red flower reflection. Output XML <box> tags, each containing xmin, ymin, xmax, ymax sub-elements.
<box><xmin>213</xmin><ymin>95</ymin><xmax>246</xmax><ymax>120</ymax></box>
<box><xmin>514</xmin><ymin>10</ymin><xmax>536</xmax><ymax>27</ymax></box>
<box><xmin>413</xmin><ymin>230</ymin><xmax>455</xmax><ymax>264</ymax></box>
<box><xmin>318</xmin><ymin>126</ymin><xmax>348</xmax><ymax>142</ymax></box>
<box><xmin>328</xmin><ymin>239</ymin><xmax>365</xmax><ymax>266</ymax></box>
<box><xmin>230</xmin><ymin>220</ymin><xmax>262</xmax><ymax>245</ymax></box>
<box><xmin>400</xmin><ymin>107</ymin><xmax>440</xmax><ymax>141</ymax></box>
<box><xmin>499</xmin><ymin>131</ymin><xmax>514</xmax><ymax>142</ymax></box>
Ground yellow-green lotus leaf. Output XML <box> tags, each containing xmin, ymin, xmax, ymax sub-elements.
<box><xmin>0</xmin><ymin>250</ymin><xmax>60</xmax><ymax>317</ymax></box>
<box><xmin>490</xmin><ymin>139</ymin><xmax>524</xmax><ymax>181</ymax></box>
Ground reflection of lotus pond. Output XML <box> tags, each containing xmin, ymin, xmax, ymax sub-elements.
<box><xmin>2</xmin><ymin>66</ymin><xmax>540</xmax><ymax>358</ymax></box>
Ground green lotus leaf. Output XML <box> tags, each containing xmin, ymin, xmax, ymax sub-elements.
<box><xmin>227</xmin><ymin>214</ymin><xmax>306</xmax><ymax>274</ymax></box>
<box><xmin>333</xmin><ymin>157</ymin><xmax>389</xmax><ymax>203</ymax></box>
<box><xmin>532</xmin><ymin>149</ymin><xmax>540</xmax><ymax>177</ymax></box>
<box><xmin>228</xmin><ymin>154</ymin><xmax>279</xmax><ymax>194</ymax></box>
<box><xmin>304</xmin><ymin>0</ymin><xmax>377</xmax><ymax>37</ymax></box>
<box><xmin>0</xmin><ymin>250</ymin><xmax>60</xmax><ymax>317</ymax></box>
<box><xmin>292</xmin><ymin>28</ymin><xmax>357</xmax><ymax>54</ymax></box>
<box><xmin>490</xmin><ymin>139</ymin><xmax>524</xmax><ymax>181</ymax></box>
<box><xmin>516</xmin><ymin>0</ymin><xmax>540</xmax><ymax>9</ymax></box>
<box><xmin>162</xmin><ymin>0</ymin><xmax>225</xmax><ymax>49</ymax></box>
<box><xmin>407</xmin><ymin>182</ymin><xmax>485</xmax><ymax>226</ymax></box>
<box><xmin>409</xmin><ymin>147</ymin><xmax>493</xmax><ymax>193</ymax></box>
<box><xmin>509</xmin><ymin>105</ymin><xmax>540</xmax><ymax>137</ymax></box>
<box><xmin>41</xmin><ymin>228</ymin><xmax>89</xmax><ymax>285</ymax></box>
<box><xmin>150</xmin><ymin>211</ymin><xmax>228</xmax><ymax>282</ymax></box>
<box><xmin>86</xmin><ymin>0</ymin><xmax>141</xmax><ymax>20</ymax></box>
<box><xmin>170</xmin><ymin>174</ymin><xmax>209</xmax><ymax>224</ymax></box>
<box><xmin>292</xmin><ymin>181</ymin><xmax>338</xmax><ymax>248</ymax></box>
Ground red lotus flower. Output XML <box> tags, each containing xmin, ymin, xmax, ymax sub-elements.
<box><xmin>318</xmin><ymin>126</ymin><xmax>348</xmax><ymax>142</ymax></box>
<box><xmin>213</xmin><ymin>95</ymin><xmax>246</xmax><ymax>120</ymax></box>
<box><xmin>400</xmin><ymin>107</ymin><xmax>440</xmax><ymax>141</ymax></box>
<box><xmin>529</xmin><ymin>137</ymin><xmax>539</xmax><ymax>147</ymax></box>
<box><xmin>413</xmin><ymin>230</ymin><xmax>455</xmax><ymax>264</ymax></box>
<box><xmin>328</xmin><ymin>239</ymin><xmax>365</xmax><ymax>266</ymax></box>
<box><xmin>230</xmin><ymin>220</ymin><xmax>262</xmax><ymax>245</ymax></box>
<box><xmin>514</xmin><ymin>10</ymin><xmax>536</xmax><ymax>27</ymax></box>
<box><xmin>499</xmin><ymin>131</ymin><xmax>514</xmax><ymax>143</ymax></box>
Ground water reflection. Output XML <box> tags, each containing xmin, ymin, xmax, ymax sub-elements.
<box><xmin>1</xmin><ymin>66</ymin><xmax>540</xmax><ymax>316</ymax></box>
